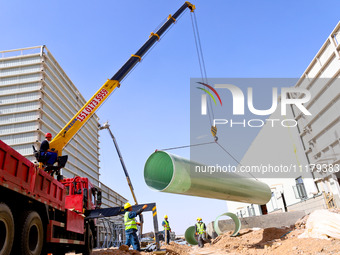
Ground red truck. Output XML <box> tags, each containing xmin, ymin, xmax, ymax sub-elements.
<box><xmin>0</xmin><ymin>140</ymin><xmax>159</xmax><ymax>255</ymax></box>
<box><xmin>0</xmin><ymin>140</ymin><xmax>99</xmax><ymax>255</ymax></box>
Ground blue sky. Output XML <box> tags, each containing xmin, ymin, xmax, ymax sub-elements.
<box><xmin>1</xmin><ymin>0</ymin><xmax>340</xmax><ymax>234</ymax></box>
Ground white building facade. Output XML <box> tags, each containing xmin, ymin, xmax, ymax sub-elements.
<box><xmin>227</xmin><ymin>22</ymin><xmax>340</xmax><ymax>217</ymax></box>
<box><xmin>0</xmin><ymin>45</ymin><xmax>127</xmax><ymax>209</ymax></box>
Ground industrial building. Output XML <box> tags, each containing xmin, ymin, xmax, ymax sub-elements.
<box><xmin>0</xmin><ymin>45</ymin><xmax>127</xmax><ymax>246</ymax></box>
<box><xmin>227</xmin><ymin>22</ymin><xmax>340</xmax><ymax>217</ymax></box>
<box><xmin>1</xmin><ymin>2</ymin><xmax>340</xmax><ymax>252</ymax></box>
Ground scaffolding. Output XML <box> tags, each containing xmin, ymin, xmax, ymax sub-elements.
<box><xmin>97</xmin><ymin>218</ymin><xmax>125</xmax><ymax>248</ymax></box>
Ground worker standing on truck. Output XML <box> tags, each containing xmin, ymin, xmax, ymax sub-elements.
<box><xmin>40</xmin><ymin>133</ymin><xmax>57</xmax><ymax>166</ymax></box>
<box><xmin>162</xmin><ymin>215</ymin><xmax>171</xmax><ymax>244</ymax></box>
<box><xmin>124</xmin><ymin>202</ymin><xmax>147</xmax><ymax>251</ymax></box>
<box><xmin>195</xmin><ymin>217</ymin><xmax>206</xmax><ymax>248</ymax></box>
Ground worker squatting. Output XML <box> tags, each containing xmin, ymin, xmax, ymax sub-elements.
<box><xmin>213</xmin><ymin>118</ymin><xmax>297</xmax><ymax>128</ymax></box>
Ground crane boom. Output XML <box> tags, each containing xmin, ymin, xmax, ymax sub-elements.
<box><xmin>50</xmin><ymin>2</ymin><xmax>195</xmax><ymax>155</ymax></box>
<box><xmin>99</xmin><ymin>122</ymin><xmax>138</xmax><ymax>205</ymax></box>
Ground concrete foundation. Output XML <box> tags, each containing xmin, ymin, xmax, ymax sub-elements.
<box><xmin>207</xmin><ymin>211</ymin><xmax>305</xmax><ymax>238</ymax></box>
<box><xmin>287</xmin><ymin>194</ymin><xmax>327</xmax><ymax>214</ymax></box>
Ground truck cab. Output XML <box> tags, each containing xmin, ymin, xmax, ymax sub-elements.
<box><xmin>62</xmin><ymin>176</ymin><xmax>102</xmax><ymax>213</ymax></box>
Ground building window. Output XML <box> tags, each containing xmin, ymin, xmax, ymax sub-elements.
<box><xmin>247</xmin><ymin>204</ymin><xmax>255</xmax><ymax>216</ymax></box>
<box><xmin>270</xmin><ymin>192</ymin><xmax>278</xmax><ymax>210</ymax></box>
<box><xmin>293</xmin><ymin>177</ymin><xmax>308</xmax><ymax>200</ymax></box>
<box><xmin>251</xmin><ymin>204</ymin><xmax>255</xmax><ymax>216</ymax></box>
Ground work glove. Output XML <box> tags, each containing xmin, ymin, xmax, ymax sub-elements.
<box><xmin>142</xmin><ymin>204</ymin><xmax>147</xmax><ymax>210</ymax></box>
<box><xmin>136</xmin><ymin>222</ymin><xmax>141</xmax><ymax>225</ymax></box>
<box><xmin>195</xmin><ymin>232</ymin><xmax>197</xmax><ymax>235</ymax></box>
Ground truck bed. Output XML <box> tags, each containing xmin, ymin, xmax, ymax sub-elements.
<box><xmin>0</xmin><ymin>140</ymin><xmax>65</xmax><ymax>211</ymax></box>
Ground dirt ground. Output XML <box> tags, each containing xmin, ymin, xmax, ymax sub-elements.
<box><xmin>151</xmin><ymin>226</ymin><xmax>340</xmax><ymax>255</ymax></box>
<box><xmin>77</xmin><ymin>209</ymin><xmax>340</xmax><ymax>255</ymax></box>
<box><xmin>197</xmin><ymin>227</ymin><xmax>340</xmax><ymax>255</ymax></box>
<box><xmin>88</xmin><ymin>227</ymin><xmax>340</xmax><ymax>255</ymax></box>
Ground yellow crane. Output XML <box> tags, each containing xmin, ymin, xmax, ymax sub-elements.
<box><xmin>49</xmin><ymin>2</ymin><xmax>195</xmax><ymax>160</ymax></box>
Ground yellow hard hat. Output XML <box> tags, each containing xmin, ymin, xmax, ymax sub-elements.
<box><xmin>197</xmin><ymin>217</ymin><xmax>202</xmax><ymax>221</ymax></box>
<box><xmin>124</xmin><ymin>202</ymin><xmax>132</xmax><ymax>209</ymax></box>
<box><xmin>164</xmin><ymin>215</ymin><xmax>168</xmax><ymax>219</ymax></box>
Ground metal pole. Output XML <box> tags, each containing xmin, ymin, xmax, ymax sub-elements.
<box><xmin>152</xmin><ymin>206</ymin><xmax>160</xmax><ymax>250</ymax></box>
<box><xmin>99</xmin><ymin>121</ymin><xmax>144</xmax><ymax>236</ymax></box>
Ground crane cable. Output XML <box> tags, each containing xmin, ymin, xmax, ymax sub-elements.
<box><xmin>215</xmin><ymin>141</ymin><xmax>258</xmax><ymax>180</ymax></box>
<box><xmin>160</xmin><ymin>141</ymin><xmax>215</xmax><ymax>151</ymax></box>
<box><xmin>190</xmin><ymin>12</ymin><xmax>214</xmax><ymax>126</ymax></box>
<box><xmin>160</xmin><ymin>11</ymin><xmax>259</xmax><ymax>181</ymax></box>
<box><xmin>192</xmin><ymin>12</ymin><xmax>258</xmax><ymax>180</ymax></box>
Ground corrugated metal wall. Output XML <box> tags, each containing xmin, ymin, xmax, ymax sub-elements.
<box><xmin>40</xmin><ymin>47</ymin><xmax>101</xmax><ymax>186</ymax></box>
<box><xmin>0</xmin><ymin>46</ymin><xmax>127</xmax><ymax>210</ymax></box>
<box><xmin>294</xmin><ymin>22</ymin><xmax>340</xmax><ymax>206</ymax></box>
<box><xmin>0</xmin><ymin>50</ymin><xmax>42</xmax><ymax>157</ymax></box>
<box><xmin>227</xmin><ymin>22</ymin><xmax>340</xmax><ymax>216</ymax></box>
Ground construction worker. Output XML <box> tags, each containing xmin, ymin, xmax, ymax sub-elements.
<box><xmin>40</xmin><ymin>133</ymin><xmax>57</xmax><ymax>166</ymax></box>
<box><xmin>195</xmin><ymin>217</ymin><xmax>206</xmax><ymax>248</ymax></box>
<box><xmin>124</xmin><ymin>202</ymin><xmax>147</xmax><ymax>251</ymax></box>
<box><xmin>162</xmin><ymin>215</ymin><xmax>171</xmax><ymax>244</ymax></box>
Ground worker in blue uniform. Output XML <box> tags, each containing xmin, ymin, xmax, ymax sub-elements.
<box><xmin>162</xmin><ymin>215</ymin><xmax>171</xmax><ymax>244</ymax></box>
<box><xmin>40</xmin><ymin>133</ymin><xmax>57</xmax><ymax>165</ymax></box>
<box><xmin>124</xmin><ymin>202</ymin><xmax>147</xmax><ymax>251</ymax></box>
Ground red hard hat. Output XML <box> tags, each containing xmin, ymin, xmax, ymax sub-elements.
<box><xmin>45</xmin><ymin>133</ymin><xmax>52</xmax><ymax>138</ymax></box>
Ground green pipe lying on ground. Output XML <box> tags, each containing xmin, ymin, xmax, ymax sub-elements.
<box><xmin>214</xmin><ymin>212</ymin><xmax>241</xmax><ymax>237</ymax></box>
<box><xmin>184</xmin><ymin>226</ymin><xmax>198</xmax><ymax>245</ymax></box>
<box><xmin>144</xmin><ymin>151</ymin><xmax>271</xmax><ymax>204</ymax></box>
<box><xmin>185</xmin><ymin>212</ymin><xmax>241</xmax><ymax>245</ymax></box>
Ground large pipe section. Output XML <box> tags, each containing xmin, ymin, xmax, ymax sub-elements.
<box><xmin>144</xmin><ymin>151</ymin><xmax>271</xmax><ymax>204</ymax></box>
<box><xmin>214</xmin><ymin>212</ymin><xmax>241</xmax><ymax>237</ymax></box>
<box><xmin>184</xmin><ymin>226</ymin><xmax>198</xmax><ymax>245</ymax></box>
<box><xmin>184</xmin><ymin>212</ymin><xmax>241</xmax><ymax>245</ymax></box>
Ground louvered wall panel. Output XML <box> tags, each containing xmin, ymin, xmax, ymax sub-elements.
<box><xmin>0</xmin><ymin>111</ymin><xmax>39</xmax><ymax>125</ymax></box>
<box><xmin>0</xmin><ymin>64</ymin><xmax>41</xmax><ymax>77</ymax></box>
<box><xmin>0</xmin><ymin>73</ymin><xmax>42</xmax><ymax>85</ymax></box>
<box><xmin>0</xmin><ymin>101</ymin><xmax>40</xmax><ymax>114</ymax></box>
<box><xmin>0</xmin><ymin>82</ymin><xmax>41</xmax><ymax>94</ymax></box>
<box><xmin>0</xmin><ymin>46</ymin><xmax>126</xmax><ymax>209</ymax></box>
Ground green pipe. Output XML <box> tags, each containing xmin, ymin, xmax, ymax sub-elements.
<box><xmin>144</xmin><ymin>151</ymin><xmax>271</xmax><ymax>204</ymax></box>
<box><xmin>214</xmin><ymin>212</ymin><xmax>241</xmax><ymax>237</ymax></box>
<box><xmin>184</xmin><ymin>226</ymin><xmax>198</xmax><ymax>245</ymax></box>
